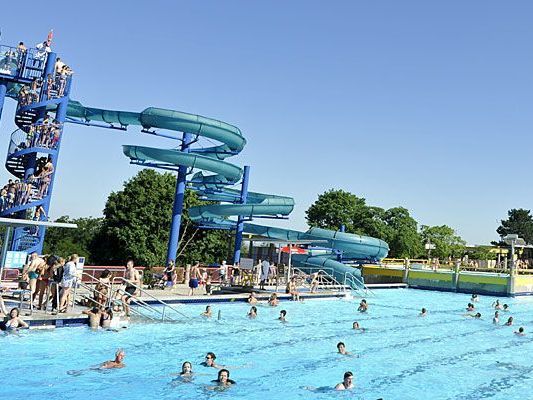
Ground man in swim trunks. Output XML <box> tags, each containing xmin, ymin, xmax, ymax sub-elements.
<box><xmin>82</xmin><ymin>307</ymin><xmax>103</xmax><ymax>329</ymax></box>
<box><xmin>100</xmin><ymin>349</ymin><xmax>126</xmax><ymax>369</ymax></box>
<box><xmin>335</xmin><ymin>371</ymin><xmax>354</xmax><ymax>390</ymax></box>
<box><xmin>121</xmin><ymin>259</ymin><xmax>141</xmax><ymax>317</ymax></box>
<box><xmin>201</xmin><ymin>352</ymin><xmax>223</xmax><ymax>369</ymax></box>
<box><xmin>188</xmin><ymin>261</ymin><xmax>201</xmax><ymax>296</ymax></box>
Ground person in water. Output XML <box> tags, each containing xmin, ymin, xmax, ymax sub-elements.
<box><xmin>352</xmin><ymin>321</ymin><xmax>365</xmax><ymax>332</ymax></box>
<box><xmin>248</xmin><ymin>306</ymin><xmax>257</xmax><ymax>319</ymax></box>
<box><xmin>503</xmin><ymin>304</ymin><xmax>510</xmax><ymax>311</ymax></box>
<box><xmin>337</xmin><ymin>342</ymin><xmax>350</xmax><ymax>355</ymax></box>
<box><xmin>492</xmin><ymin>299</ymin><xmax>502</xmax><ymax>310</ymax></box>
<box><xmin>202</xmin><ymin>306</ymin><xmax>212</xmax><ymax>318</ymax></box>
<box><xmin>464</xmin><ymin>312</ymin><xmax>482</xmax><ymax>319</ymax></box>
<box><xmin>180</xmin><ymin>361</ymin><xmax>193</xmax><ymax>377</ymax></box>
<box><xmin>3</xmin><ymin>308</ymin><xmax>29</xmax><ymax>331</ymax></box>
<box><xmin>504</xmin><ymin>317</ymin><xmax>514</xmax><ymax>326</ymax></box>
<box><xmin>335</xmin><ymin>371</ymin><xmax>354</xmax><ymax>391</ymax></box>
<box><xmin>202</xmin><ymin>352</ymin><xmax>223</xmax><ymax>369</ymax></box>
<box><xmin>278</xmin><ymin>310</ymin><xmax>287</xmax><ymax>322</ymax></box>
<box><xmin>268</xmin><ymin>293</ymin><xmax>279</xmax><ymax>307</ymax></box>
<box><xmin>466</xmin><ymin>303</ymin><xmax>475</xmax><ymax>312</ymax></box>
<box><xmin>247</xmin><ymin>292</ymin><xmax>258</xmax><ymax>305</ymax></box>
<box><xmin>100</xmin><ymin>349</ymin><xmax>126</xmax><ymax>369</ymax></box>
<box><xmin>493</xmin><ymin>311</ymin><xmax>500</xmax><ymax>324</ymax></box>
<box><xmin>419</xmin><ymin>308</ymin><xmax>428</xmax><ymax>317</ymax></box>
<box><xmin>357</xmin><ymin>299</ymin><xmax>368</xmax><ymax>312</ymax></box>
<box><xmin>471</xmin><ymin>294</ymin><xmax>479</xmax><ymax>302</ymax></box>
<box><xmin>82</xmin><ymin>307</ymin><xmax>104</xmax><ymax>329</ymax></box>
<box><xmin>213</xmin><ymin>368</ymin><xmax>235</xmax><ymax>387</ymax></box>
<box><xmin>514</xmin><ymin>327</ymin><xmax>525</xmax><ymax>336</ymax></box>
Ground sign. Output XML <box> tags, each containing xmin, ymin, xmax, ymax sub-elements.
<box><xmin>4</xmin><ymin>251</ymin><xmax>28</xmax><ymax>269</ymax></box>
<box><xmin>424</xmin><ymin>243</ymin><xmax>436</xmax><ymax>250</ymax></box>
<box><xmin>240</xmin><ymin>257</ymin><xmax>254</xmax><ymax>270</ymax></box>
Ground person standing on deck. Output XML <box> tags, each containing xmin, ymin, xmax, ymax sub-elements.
<box><xmin>188</xmin><ymin>262</ymin><xmax>201</xmax><ymax>296</ymax></box>
<box><xmin>121</xmin><ymin>259</ymin><xmax>141</xmax><ymax>317</ymax></box>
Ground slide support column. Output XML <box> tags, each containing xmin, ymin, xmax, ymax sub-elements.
<box><xmin>233</xmin><ymin>165</ymin><xmax>250</xmax><ymax>264</ymax></box>
<box><xmin>166</xmin><ymin>132</ymin><xmax>193</xmax><ymax>264</ymax></box>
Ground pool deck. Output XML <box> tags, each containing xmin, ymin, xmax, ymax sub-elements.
<box><xmin>2</xmin><ymin>285</ymin><xmax>351</xmax><ymax>329</ymax></box>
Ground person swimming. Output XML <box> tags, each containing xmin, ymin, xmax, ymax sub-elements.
<box><xmin>514</xmin><ymin>327</ymin><xmax>525</xmax><ymax>336</ymax></box>
<box><xmin>202</xmin><ymin>306</ymin><xmax>212</xmax><ymax>318</ymax></box>
<box><xmin>503</xmin><ymin>304</ymin><xmax>510</xmax><ymax>311</ymax></box>
<box><xmin>180</xmin><ymin>361</ymin><xmax>193</xmax><ymax>377</ymax></box>
<box><xmin>268</xmin><ymin>293</ymin><xmax>279</xmax><ymax>307</ymax></box>
<box><xmin>492</xmin><ymin>299</ymin><xmax>502</xmax><ymax>310</ymax></box>
<box><xmin>335</xmin><ymin>371</ymin><xmax>354</xmax><ymax>391</ymax></box>
<box><xmin>247</xmin><ymin>306</ymin><xmax>257</xmax><ymax>319</ymax></box>
<box><xmin>201</xmin><ymin>352</ymin><xmax>223</xmax><ymax>369</ymax></box>
<box><xmin>357</xmin><ymin>299</ymin><xmax>368</xmax><ymax>313</ymax></box>
<box><xmin>504</xmin><ymin>316</ymin><xmax>513</xmax><ymax>326</ymax></box>
<box><xmin>247</xmin><ymin>292</ymin><xmax>258</xmax><ymax>305</ymax></box>
<box><xmin>493</xmin><ymin>311</ymin><xmax>499</xmax><ymax>324</ymax></box>
<box><xmin>3</xmin><ymin>308</ymin><xmax>29</xmax><ymax>331</ymax></box>
<box><xmin>352</xmin><ymin>321</ymin><xmax>365</xmax><ymax>332</ymax></box>
<box><xmin>464</xmin><ymin>312</ymin><xmax>482</xmax><ymax>319</ymax></box>
<box><xmin>419</xmin><ymin>308</ymin><xmax>427</xmax><ymax>317</ymax></box>
<box><xmin>471</xmin><ymin>294</ymin><xmax>479</xmax><ymax>302</ymax></box>
<box><xmin>278</xmin><ymin>309</ymin><xmax>287</xmax><ymax>322</ymax></box>
<box><xmin>100</xmin><ymin>349</ymin><xmax>126</xmax><ymax>369</ymax></box>
<box><xmin>337</xmin><ymin>342</ymin><xmax>350</xmax><ymax>355</ymax></box>
<box><xmin>212</xmin><ymin>368</ymin><xmax>236</xmax><ymax>387</ymax></box>
<box><xmin>466</xmin><ymin>303</ymin><xmax>475</xmax><ymax>312</ymax></box>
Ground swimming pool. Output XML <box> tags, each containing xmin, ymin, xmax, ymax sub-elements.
<box><xmin>2</xmin><ymin>289</ymin><xmax>532</xmax><ymax>399</ymax></box>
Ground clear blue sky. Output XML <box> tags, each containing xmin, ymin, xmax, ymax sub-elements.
<box><xmin>1</xmin><ymin>1</ymin><xmax>532</xmax><ymax>245</ymax></box>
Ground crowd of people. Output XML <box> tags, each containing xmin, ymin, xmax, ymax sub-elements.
<box><xmin>0</xmin><ymin>155</ymin><xmax>55</xmax><ymax>215</ymax></box>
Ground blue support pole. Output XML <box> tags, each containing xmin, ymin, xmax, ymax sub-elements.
<box><xmin>233</xmin><ymin>165</ymin><xmax>250</xmax><ymax>264</ymax></box>
<box><xmin>166</xmin><ymin>132</ymin><xmax>193</xmax><ymax>263</ymax></box>
<box><xmin>0</xmin><ymin>81</ymin><xmax>7</xmax><ymax>121</ymax></box>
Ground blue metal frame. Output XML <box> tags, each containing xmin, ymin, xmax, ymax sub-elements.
<box><xmin>232</xmin><ymin>165</ymin><xmax>250</xmax><ymax>264</ymax></box>
<box><xmin>166</xmin><ymin>132</ymin><xmax>193</xmax><ymax>263</ymax></box>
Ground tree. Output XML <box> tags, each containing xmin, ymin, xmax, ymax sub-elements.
<box><xmin>306</xmin><ymin>189</ymin><xmax>425</xmax><ymax>257</ymax></box>
<box><xmin>306</xmin><ymin>189</ymin><xmax>366</xmax><ymax>232</ymax></box>
<box><xmin>420</xmin><ymin>225</ymin><xmax>466</xmax><ymax>259</ymax></box>
<box><xmin>383</xmin><ymin>207</ymin><xmax>423</xmax><ymax>258</ymax></box>
<box><xmin>496</xmin><ymin>208</ymin><xmax>533</xmax><ymax>244</ymax></box>
<box><xmin>43</xmin><ymin>216</ymin><xmax>103</xmax><ymax>263</ymax></box>
<box><xmin>90</xmin><ymin>169</ymin><xmax>228</xmax><ymax>267</ymax></box>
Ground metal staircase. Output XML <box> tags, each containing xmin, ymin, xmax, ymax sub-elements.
<box><xmin>0</xmin><ymin>48</ymin><xmax>72</xmax><ymax>254</ymax></box>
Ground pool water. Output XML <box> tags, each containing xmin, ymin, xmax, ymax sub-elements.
<box><xmin>2</xmin><ymin>289</ymin><xmax>532</xmax><ymax>400</ymax></box>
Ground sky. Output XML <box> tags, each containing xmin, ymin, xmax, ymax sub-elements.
<box><xmin>1</xmin><ymin>1</ymin><xmax>532</xmax><ymax>245</ymax></box>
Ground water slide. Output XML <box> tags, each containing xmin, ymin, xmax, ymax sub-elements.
<box><xmin>6</xmin><ymin>83</ymin><xmax>389</xmax><ymax>286</ymax></box>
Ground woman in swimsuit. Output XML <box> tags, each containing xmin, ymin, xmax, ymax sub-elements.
<box><xmin>4</xmin><ymin>308</ymin><xmax>29</xmax><ymax>331</ymax></box>
<box><xmin>212</xmin><ymin>369</ymin><xmax>235</xmax><ymax>387</ymax></box>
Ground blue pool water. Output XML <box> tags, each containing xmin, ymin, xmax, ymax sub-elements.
<box><xmin>2</xmin><ymin>289</ymin><xmax>532</xmax><ymax>399</ymax></box>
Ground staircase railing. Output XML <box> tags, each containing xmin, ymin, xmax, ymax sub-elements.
<box><xmin>111</xmin><ymin>276</ymin><xmax>189</xmax><ymax>321</ymax></box>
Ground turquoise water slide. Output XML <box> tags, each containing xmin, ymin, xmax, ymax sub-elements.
<box><xmin>66</xmin><ymin>100</ymin><xmax>389</xmax><ymax>285</ymax></box>
<box><xmin>6</xmin><ymin>82</ymin><xmax>389</xmax><ymax>285</ymax></box>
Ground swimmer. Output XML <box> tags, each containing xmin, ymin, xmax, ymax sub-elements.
<box><xmin>419</xmin><ymin>308</ymin><xmax>427</xmax><ymax>317</ymax></box>
<box><xmin>201</xmin><ymin>352</ymin><xmax>223</xmax><ymax>369</ymax></box>
<box><xmin>466</xmin><ymin>303</ymin><xmax>475</xmax><ymax>312</ymax></box>
<box><xmin>202</xmin><ymin>306</ymin><xmax>212</xmax><ymax>318</ymax></box>
<box><xmin>493</xmin><ymin>311</ymin><xmax>499</xmax><ymax>324</ymax></box>
<box><xmin>504</xmin><ymin>317</ymin><xmax>513</xmax><ymax>326</ymax></box>
<box><xmin>180</xmin><ymin>361</ymin><xmax>193</xmax><ymax>377</ymax></box>
<box><xmin>278</xmin><ymin>310</ymin><xmax>287</xmax><ymax>322</ymax></box>
<box><xmin>464</xmin><ymin>312</ymin><xmax>482</xmax><ymax>319</ymax></box>
<box><xmin>337</xmin><ymin>342</ymin><xmax>350</xmax><ymax>355</ymax></box>
<box><xmin>247</xmin><ymin>292</ymin><xmax>258</xmax><ymax>305</ymax></box>
<box><xmin>3</xmin><ymin>308</ymin><xmax>29</xmax><ymax>331</ymax></box>
<box><xmin>492</xmin><ymin>299</ymin><xmax>502</xmax><ymax>310</ymax></box>
<box><xmin>357</xmin><ymin>299</ymin><xmax>368</xmax><ymax>313</ymax></box>
<box><xmin>514</xmin><ymin>327</ymin><xmax>525</xmax><ymax>336</ymax></box>
<box><xmin>335</xmin><ymin>371</ymin><xmax>354</xmax><ymax>391</ymax></box>
<box><xmin>471</xmin><ymin>294</ymin><xmax>479</xmax><ymax>302</ymax></box>
<box><xmin>247</xmin><ymin>306</ymin><xmax>257</xmax><ymax>319</ymax></box>
<box><xmin>268</xmin><ymin>293</ymin><xmax>279</xmax><ymax>307</ymax></box>
<box><xmin>100</xmin><ymin>349</ymin><xmax>126</xmax><ymax>369</ymax></box>
<box><xmin>352</xmin><ymin>321</ymin><xmax>365</xmax><ymax>332</ymax></box>
<box><xmin>82</xmin><ymin>307</ymin><xmax>103</xmax><ymax>329</ymax></box>
<box><xmin>212</xmin><ymin>368</ymin><xmax>236</xmax><ymax>387</ymax></box>
<box><xmin>503</xmin><ymin>304</ymin><xmax>510</xmax><ymax>312</ymax></box>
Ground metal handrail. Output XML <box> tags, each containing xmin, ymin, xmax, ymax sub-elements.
<box><xmin>78</xmin><ymin>272</ymin><xmax>159</xmax><ymax>321</ymax></box>
<box><xmin>291</xmin><ymin>267</ymin><xmax>346</xmax><ymax>292</ymax></box>
<box><xmin>112</xmin><ymin>276</ymin><xmax>189</xmax><ymax>320</ymax></box>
